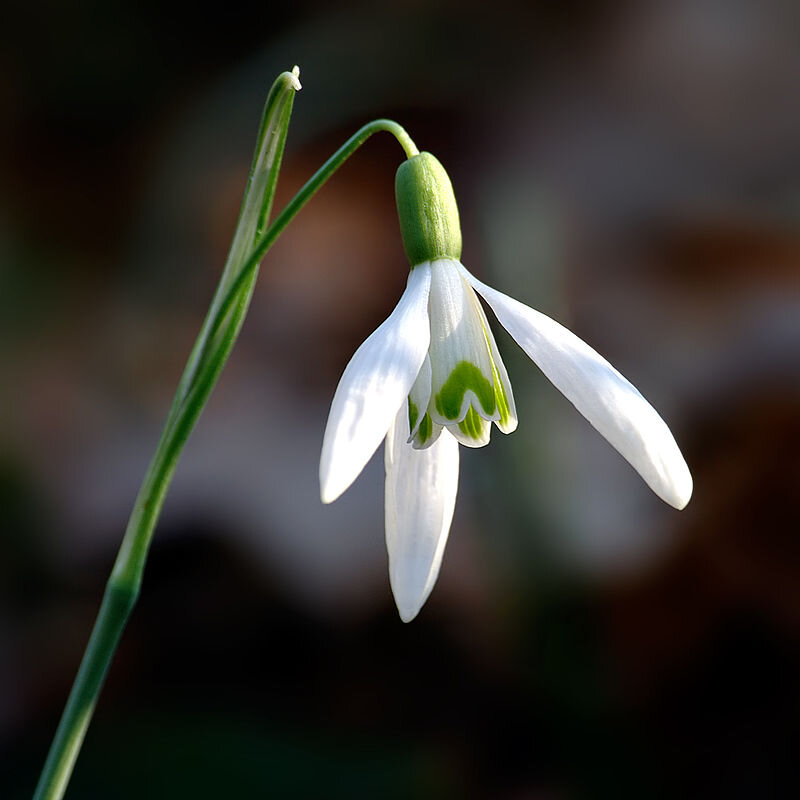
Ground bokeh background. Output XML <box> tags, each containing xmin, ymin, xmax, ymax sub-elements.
<box><xmin>2</xmin><ymin>0</ymin><xmax>799</xmax><ymax>797</ymax></box>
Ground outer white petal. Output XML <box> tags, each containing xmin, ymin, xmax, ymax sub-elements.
<box><xmin>385</xmin><ymin>408</ymin><xmax>459</xmax><ymax>622</ymax></box>
<box><xmin>462</xmin><ymin>267</ymin><xmax>692</xmax><ymax>510</ymax></box>
<box><xmin>320</xmin><ymin>264</ymin><xmax>432</xmax><ymax>504</ymax></box>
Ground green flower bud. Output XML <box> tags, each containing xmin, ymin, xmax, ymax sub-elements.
<box><xmin>395</xmin><ymin>152</ymin><xmax>462</xmax><ymax>267</ymax></box>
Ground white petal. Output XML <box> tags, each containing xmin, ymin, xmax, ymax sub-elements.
<box><xmin>385</xmin><ymin>408</ymin><xmax>459</xmax><ymax>622</ymax></box>
<box><xmin>462</xmin><ymin>267</ymin><xmax>692</xmax><ymax>509</ymax></box>
<box><xmin>427</xmin><ymin>259</ymin><xmax>500</xmax><ymax>426</ymax></box>
<box><xmin>320</xmin><ymin>264</ymin><xmax>432</xmax><ymax>504</ymax></box>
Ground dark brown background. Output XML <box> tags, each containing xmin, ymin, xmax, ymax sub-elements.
<box><xmin>2</xmin><ymin>1</ymin><xmax>799</xmax><ymax>797</ymax></box>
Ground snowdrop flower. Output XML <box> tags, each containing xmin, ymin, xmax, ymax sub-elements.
<box><xmin>320</xmin><ymin>152</ymin><xmax>692</xmax><ymax>622</ymax></box>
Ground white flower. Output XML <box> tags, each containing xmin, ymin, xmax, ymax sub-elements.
<box><xmin>319</xmin><ymin>151</ymin><xmax>691</xmax><ymax>622</ymax></box>
<box><xmin>319</xmin><ymin>257</ymin><xmax>692</xmax><ymax>621</ymax></box>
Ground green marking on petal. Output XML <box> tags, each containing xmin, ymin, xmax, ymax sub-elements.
<box><xmin>458</xmin><ymin>406</ymin><xmax>484</xmax><ymax>440</ymax></box>
<box><xmin>407</xmin><ymin>398</ymin><xmax>419</xmax><ymax>433</ymax></box>
<box><xmin>476</xmin><ymin>310</ymin><xmax>512</xmax><ymax>428</ymax></box>
<box><xmin>490</xmin><ymin>358</ymin><xmax>510</xmax><ymax>426</ymax></box>
<box><xmin>417</xmin><ymin>412</ymin><xmax>433</xmax><ymax>444</ymax></box>
<box><xmin>434</xmin><ymin>360</ymin><xmax>495</xmax><ymax>420</ymax></box>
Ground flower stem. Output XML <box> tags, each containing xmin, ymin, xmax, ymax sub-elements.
<box><xmin>33</xmin><ymin>66</ymin><xmax>302</xmax><ymax>800</ymax></box>
<box><xmin>33</xmin><ymin>95</ymin><xmax>416</xmax><ymax>798</ymax></box>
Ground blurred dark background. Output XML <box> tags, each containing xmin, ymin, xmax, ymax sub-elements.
<box><xmin>2</xmin><ymin>0</ymin><xmax>799</xmax><ymax>797</ymax></box>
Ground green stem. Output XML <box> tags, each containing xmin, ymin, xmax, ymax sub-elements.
<box><xmin>33</xmin><ymin>112</ymin><xmax>416</xmax><ymax>800</ymax></box>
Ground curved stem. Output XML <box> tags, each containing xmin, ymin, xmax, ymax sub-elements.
<box><xmin>33</xmin><ymin>110</ymin><xmax>416</xmax><ymax>800</ymax></box>
<box><xmin>206</xmin><ymin>119</ymin><xmax>417</xmax><ymax>343</ymax></box>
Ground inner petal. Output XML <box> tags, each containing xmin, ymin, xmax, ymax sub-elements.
<box><xmin>407</xmin><ymin>355</ymin><xmax>432</xmax><ymax>440</ymax></box>
<box><xmin>447</xmin><ymin>407</ymin><xmax>492</xmax><ymax>448</ymax></box>
<box><xmin>406</xmin><ymin>354</ymin><xmax>443</xmax><ymax>449</ymax></box>
<box><xmin>428</xmin><ymin>259</ymin><xmax>499</xmax><ymax>426</ymax></box>
<box><xmin>473</xmin><ymin>294</ymin><xmax>518</xmax><ymax>434</ymax></box>
<box><xmin>410</xmin><ymin>411</ymin><xmax>444</xmax><ymax>450</ymax></box>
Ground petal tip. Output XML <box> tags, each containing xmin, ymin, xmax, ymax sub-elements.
<box><xmin>389</xmin><ymin>568</ymin><xmax>430</xmax><ymax>622</ymax></box>
<box><xmin>396</xmin><ymin>604</ymin><xmax>421</xmax><ymax>623</ymax></box>
<box><xmin>650</xmin><ymin>454</ymin><xmax>692</xmax><ymax>510</ymax></box>
<box><xmin>667</xmin><ymin>469</ymin><xmax>693</xmax><ymax>511</ymax></box>
<box><xmin>393</xmin><ymin>591</ymin><xmax>424</xmax><ymax>623</ymax></box>
<box><xmin>319</xmin><ymin>468</ymin><xmax>346</xmax><ymax>505</ymax></box>
<box><xmin>320</xmin><ymin>482</ymin><xmax>345</xmax><ymax>505</ymax></box>
<box><xmin>496</xmin><ymin>417</ymin><xmax>518</xmax><ymax>435</ymax></box>
<box><xmin>390</xmin><ymin>570</ymin><xmax>434</xmax><ymax>623</ymax></box>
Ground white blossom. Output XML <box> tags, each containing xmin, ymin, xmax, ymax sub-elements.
<box><xmin>320</xmin><ymin>257</ymin><xmax>692</xmax><ymax>622</ymax></box>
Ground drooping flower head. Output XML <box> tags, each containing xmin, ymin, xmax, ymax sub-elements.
<box><xmin>321</xmin><ymin>150</ymin><xmax>692</xmax><ymax>622</ymax></box>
